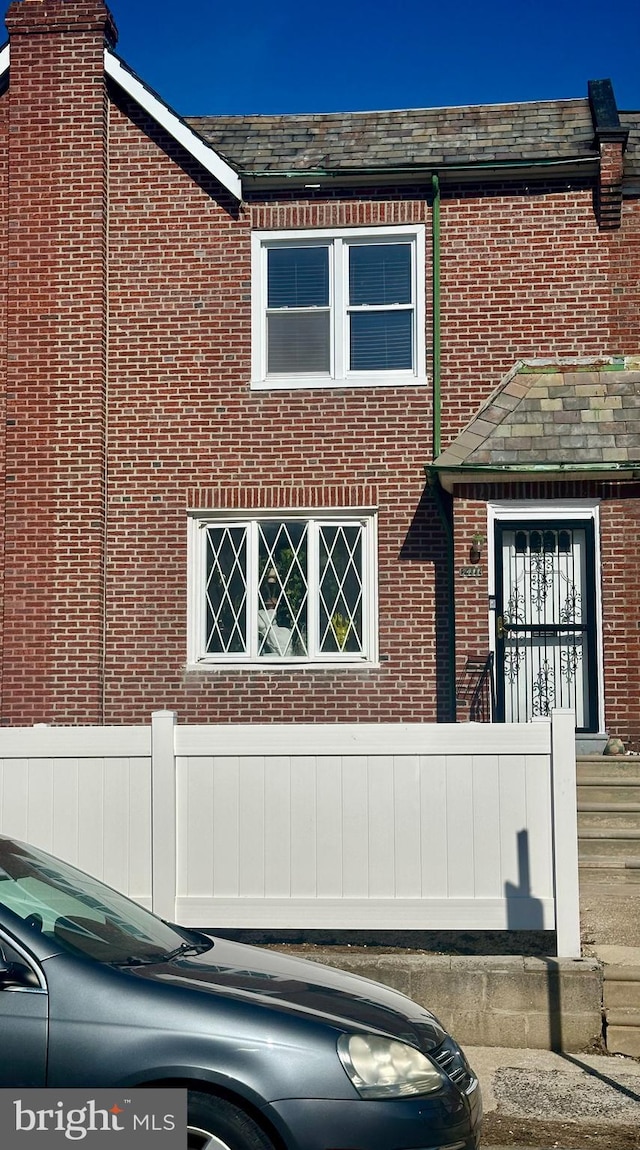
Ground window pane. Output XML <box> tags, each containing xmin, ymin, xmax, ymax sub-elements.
<box><xmin>350</xmin><ymin>310</ymin><xmax>413</xmax><ymax>371</ymax></box>
<box><xmin>205</xmin><ymin>527</ymin><xmax>247</xmax><ymax>654</ymax></box>
<box><xmin>268</xmin><ymin>311</ymin><xmax>330</xmax><ymax>374</ymax></box>
<box><xmin>318</xmin><ymin>524</ymin><xmax>363</xmax><ymax>654</ymax></box>
<box><xmin>349</xmin><ymin>244</ymin><xmax>411</xmax><ymax>306</ymax></box>
<box><xmin>559</xmin><ymin>531</ymin><xmax>571</xmax><ymax>554</ymax></box>
<box><xmin>258</xmin><ymin>522</ymin><xmax>308</xmax><ymax>657</ymax></box>
<box><xmin>268</xmin><ymin>246</ymin><xmax>329</xmax><ymax>308</ymax></box>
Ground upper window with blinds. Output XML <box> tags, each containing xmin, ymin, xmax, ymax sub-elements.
<box><xmin>251</xmin><ymin>225</ymin><xmax>426</xmax><ymax>390</ymax></box>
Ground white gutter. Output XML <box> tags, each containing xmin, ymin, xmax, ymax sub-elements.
<box><xmin>104</xmin><ymin>50</ymin><xmax>242</xmax><ymax>201</ymax></box>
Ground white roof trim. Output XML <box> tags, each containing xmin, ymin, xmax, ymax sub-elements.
<box><xmin>104</xmin><ymin>50</ymin><xmax>242</xmax><ymax>201</ymax></box>
<box><xmin>0</xmin><ymin>43</ymin><xmax>242</xmax><ymax>201</ymax></box>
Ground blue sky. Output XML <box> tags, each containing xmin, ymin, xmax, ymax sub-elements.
<box><xmin>4</xmin><ymin>0</ymin><xmax>639</xmax><ymax>116</ymax></box>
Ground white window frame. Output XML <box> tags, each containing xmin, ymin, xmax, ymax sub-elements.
<box><xmin>188</xmin><ymin>510</ymin><xmax>379</xmax><ymax>667</ymax></box>
<box><xmin>251</xmin><ymin>225</ymin><xmax>426</xmax><ymax>391</ymax></box>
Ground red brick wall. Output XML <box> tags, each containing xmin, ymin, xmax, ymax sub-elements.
<box><xmin>439</xmin><ymin>180</ymin><xmax>615</xmax><ymax>445</ymax></box>
<box><xmin>610</xmin><ymin>199</ymin><xmax>640</xmax><ymax>353</ymax></box>
<box><xmin>1</xmin><ymin>1</ymin><xmax>113</xmax><ymax>724</ymax></box>
<box><xmin>452</xmin><ymin>498</ymin><xmax>489</xmax><ymax>723</ymax></box>
<box><xmin>0</xmin><ymin>92</ymin><xmax>7</xmax><ymax>711</ymax></box>
<box><xmin>104</xmin><ymin>98</ymin><xmax>445</xmax><ymax>722</ymax></box>
<box><xmin>101</xmin><ymin>124</ymin><xmax>636</xmax><ymax>726</ymax></box>
<box><xmin>600</xmin><ymin>498</ymin><xmax>640</xmax><ymax>750</ymax></box>
<box><xmin>0</xmin><ymin>11</ymin><xmax>637</xmax><ymax>727</ymax></box>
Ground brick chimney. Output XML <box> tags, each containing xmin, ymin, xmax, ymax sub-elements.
<box><xmin>588</xmin><ymin>79</ymin><xmax>629</xmax><ymax>230</ymax></box>
<box><xmin>1</xmin><ymin>1</ymin><xmax>117</xmax><ymax>723</ymax></box>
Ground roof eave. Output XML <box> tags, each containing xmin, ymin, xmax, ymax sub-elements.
<box><xmin>0</xmin><ymin>43</ymin><xmax>243</xmax><ymax>201</ymax></box>
<box><xmin>239</xmin><ymin>154</ymin><xmax>598</xmax><ymax>192</ymax></box>
<box><xmin>104</xmin><ymin>51</ymin><xmax>242</xmax><ymax>201</ymax></box>
<box><xmin>426</xmin><ymin>461</ymin><xmax>640</xmax><ymax>494</ymax></box>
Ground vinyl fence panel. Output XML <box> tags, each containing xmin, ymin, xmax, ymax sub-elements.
<box><xmin>0</xmin><ymin>726</ymin><xmax>152</xmax><ymax>907</ymax></box>
<box><xmin>0</xmin><ymin>711</ymin><xmax>579</xmax><ymax>955</ymax></box>
<box><xmin>172</xmin><ymin>718</ymin><xmax>573</xmax><ymax>946</ymax></box>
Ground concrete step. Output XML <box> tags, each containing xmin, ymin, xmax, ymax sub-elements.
<box><xmin>578</xmin><ymin>782</ymin><xmax>640</xmax><ymax>804</ymax></box>
<box><xmin>578</xmin><ymin>806</ymin><xmax>640</xmax><ymax>831</ymax></box>
<box><xmin>579</xmin><ymin>805</ymin><xmax>640</xmax><ymax>832</ymax></box>
<box><xmin>603</xmin><ymin>968</ymin><xmax>640</xmax><ymax>1010</ymax></box>
<box><xmin>576</xmin><ymin>761</ymin><xmax>640</xmax><ymax>950</ymax></box>
<box><xmin>604</xmin><ymin>1009</ymin><xmax>640</xmax><ymax>1057</ymax></box>
<box><xmin>580</xmin><ymin>859</ymin><xmax>640</xmax><ymax>881</ymax></box>
<box><xmin>577</xmin><ymin>769</ymin><xmax>640</xmax><ymax>781</ymax></box>
<box><xmin>577</xmin><ymin>756</ymin><xmax>640</xmax><ymax>782</ymax></box>
<box><xmin>578</xmin><ymin>828</ymin><xmax>640</xmax><ymax>860</ymax></box>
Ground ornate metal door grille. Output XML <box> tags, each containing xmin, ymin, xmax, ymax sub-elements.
<box><xmin>495</xmin><ymin>521</ymin><xmax>597</xmax><ymax>731</ymax></box>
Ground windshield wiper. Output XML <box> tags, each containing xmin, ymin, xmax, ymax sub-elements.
<box><xmin>109</xmin><ymin>935</ymin><xmax>213</xmax><ymax>968</ymax></box>
<box><xmin>110</xmin><ymin>953</ymin><xmax>168</xmax><ymax>967</ymax></box>
<box><xmin>161</xmin><ymin>939</ymin><xmax>213</xmax><ymax>962</ymax></box>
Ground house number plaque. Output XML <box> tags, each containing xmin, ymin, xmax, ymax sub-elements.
<box><xmin>459</xmin><ymin>565</ymin><xmax>483</xmax><ymax>578</ymax></box>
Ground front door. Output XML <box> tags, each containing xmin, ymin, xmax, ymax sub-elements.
<box><xmin>494</xmin><ymin>520</ymin><xmax>598</xmax><ymax>731</ymax></box>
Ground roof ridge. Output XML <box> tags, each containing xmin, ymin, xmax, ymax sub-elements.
<box><xmin>186</xmin><ymin>96</ymin><xmax>589</xmax><ymax>123</ymax></box>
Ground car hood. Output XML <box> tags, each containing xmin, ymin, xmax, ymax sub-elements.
<box><xmin>129</xmin><ymin>936</ymin><xmax>447</xmax><ymax>1050</ymax></box>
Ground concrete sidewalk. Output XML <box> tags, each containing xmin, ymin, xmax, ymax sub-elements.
<box><xmin>468</xmin><ymin>1043</ymin><xmax>640</xmax><ymax>1147</ymax></box>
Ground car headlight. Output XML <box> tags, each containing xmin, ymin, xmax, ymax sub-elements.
<box><xmin>337</xmin><ymin>1033</ymin><xmax>447</xmax><ymax>1099</ymax></box>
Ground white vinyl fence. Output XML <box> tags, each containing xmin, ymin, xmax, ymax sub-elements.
<box><xmin>0</xmin><ymin>711</ymin><xmax>580</xmax><ymax>955</ymax></box>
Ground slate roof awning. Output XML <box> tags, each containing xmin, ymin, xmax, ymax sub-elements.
<box><xmin>430</xmin><ymin>358</ymin><xmax>640</xmax><ymax>493</ymax></box>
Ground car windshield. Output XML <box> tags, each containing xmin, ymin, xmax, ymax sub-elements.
<box><xmin>0</xmin><ymin>837</ymin><xmax>209</xmax><ymax>964</ymax></box>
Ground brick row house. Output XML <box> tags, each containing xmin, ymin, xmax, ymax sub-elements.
<box><xmin>0</xmin><ymin>0</ymin><xmax>638</xmax><ymax>745</ymax></box>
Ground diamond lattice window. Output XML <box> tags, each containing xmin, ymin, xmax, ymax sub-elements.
<box><xmin>193</xmin><ymin>515</ymin><xmax>375</xmax><ymax>664</ymax></box>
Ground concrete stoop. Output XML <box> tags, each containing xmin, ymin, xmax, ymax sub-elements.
<box><xmin>578</xmin><ymin>756</ymin><xmax>640</xmax><ymax>1054</ymax></box>
<box><xmin>578</xmin><ymin>755</ymin><xmax>640</xmax><ymax>904</ymax></box>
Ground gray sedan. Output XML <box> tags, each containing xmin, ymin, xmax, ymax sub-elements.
<box><xmin>0</xmin><ymin>834</ymin><xmax>482</xmax><ymax>1149</ymax></box>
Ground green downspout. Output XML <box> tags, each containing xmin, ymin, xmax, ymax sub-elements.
<box><xmin>429</xmin><ymin>173</ymin><xmax>456</xmax><ymax>719</ymax></box>
<box><xmin>432</xmin><ymin>174</ymin><xmax>441</xmax><ymax>459</ymax></box>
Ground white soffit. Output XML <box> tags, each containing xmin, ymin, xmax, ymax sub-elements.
<box><xmin>104</xmin><ymin>50</ymin><xmax>242</xmax><ymax>201</ymax></box>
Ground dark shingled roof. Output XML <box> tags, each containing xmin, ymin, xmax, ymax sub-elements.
<box><xmin>433</xmin><ymin>359</ymin><xmax>640</xmax><ymax>473</ymax></box>
<box><xmin>186</xmin><ymin>97</ymin><xmax>599</xmax><ymax>173</ymax></box>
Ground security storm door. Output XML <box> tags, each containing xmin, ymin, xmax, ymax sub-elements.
<box><xmin>494</xmin><ymin>520</ymin><xmax>598</xmax><ymax>731</ymax></box>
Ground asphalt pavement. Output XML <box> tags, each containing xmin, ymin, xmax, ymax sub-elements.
<box><xmin>467</xmin><ymin>1043</ymin><xmax>640</xmax><ymax>1149</ymax></box>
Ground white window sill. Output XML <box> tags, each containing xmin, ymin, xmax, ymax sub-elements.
<box><xmin>186</xmin><ymin>659</ymin><xmax>380</xmax><ymax>673</ymax></box>
<box><xmin>250</xmin><ymin>374</ymin><xmax>428</xmax><ymax>393</ymax></box>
